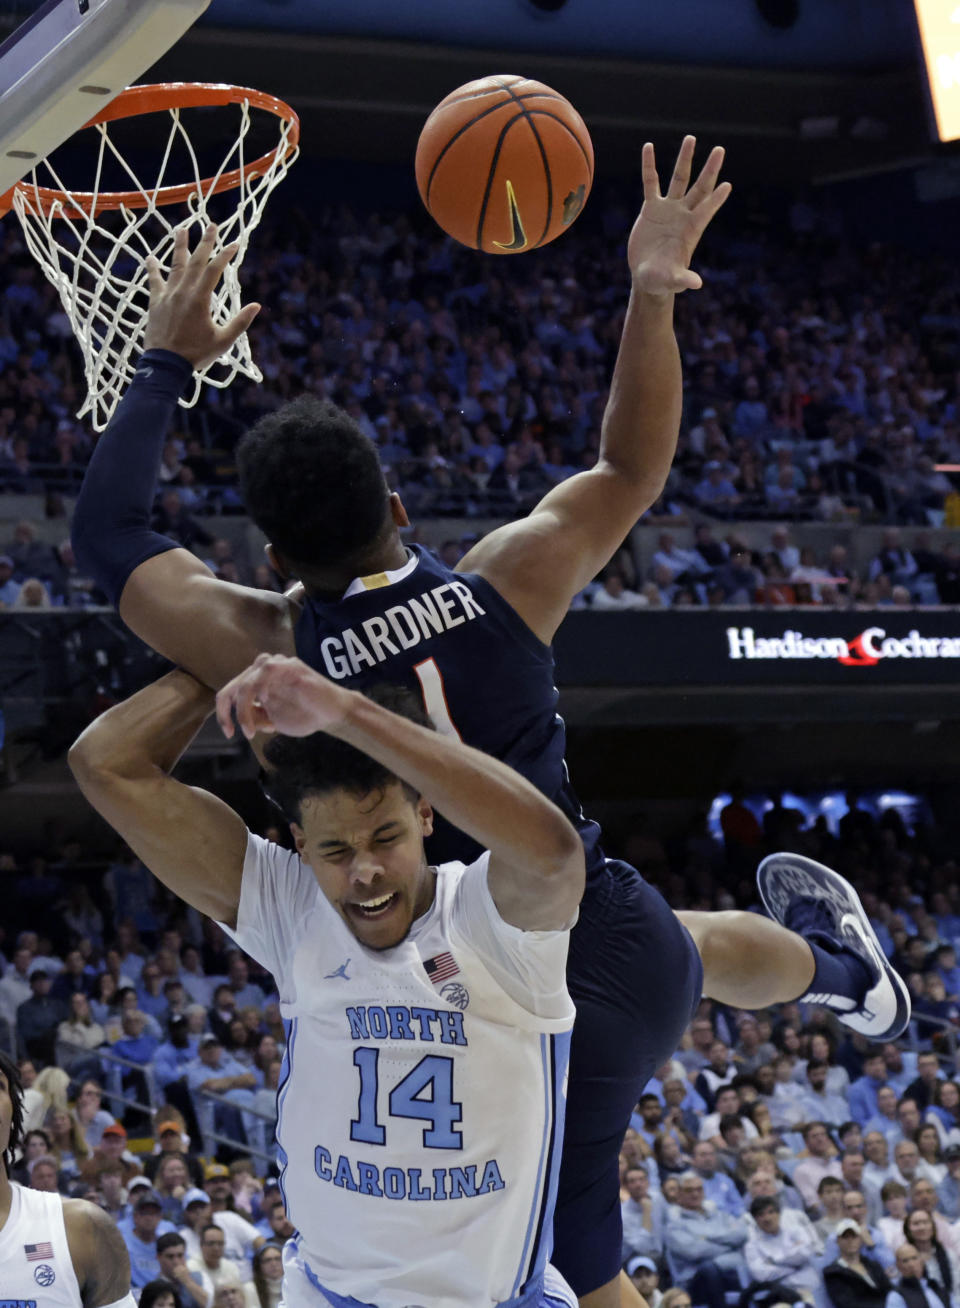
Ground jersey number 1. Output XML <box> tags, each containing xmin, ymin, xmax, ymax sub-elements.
<box><xmin>413</xmin><ymin>657</ymin><xmax>462</xmax><ymax>740</ymax></box>
<box><xmin>350</xmin><ymin>1047</ymin><xmax>463</xmax><ymax>1149</ymax></box>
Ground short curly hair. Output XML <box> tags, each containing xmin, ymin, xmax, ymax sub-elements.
<box><xmin>0</xmin><ymin>1050</ymin><xmax>24</xmax><ymax>1173</ymax></box>
<box><xmin>236</xmin><ymin>395</ymin><xmax>391</xmax><ymax>569</ymax></box>
<box><xmin>263</xmin><ymin>683</ymin><xmax>432</xmax><ymax>822</ymax></box>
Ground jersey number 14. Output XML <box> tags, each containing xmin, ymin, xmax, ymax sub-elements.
<box><xmin>350</xmin><ymin>1048</ymin><xmax>463</xmax><ymax>1149</ymax></box>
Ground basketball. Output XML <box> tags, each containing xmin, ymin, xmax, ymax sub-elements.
<box><xmin>415</xmin><ymin>75</ymin><xmax>594</xmax><ymax>254</ymax></box>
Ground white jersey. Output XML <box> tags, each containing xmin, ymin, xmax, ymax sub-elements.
<box><xmin>222</xmin><ymin>833</ymin><xmax>575</xmax><ymax>1308</ymax></box>
<box><xmin>0</xmin><ymin>1183</ymin><xmax>83</xmax><ymax>1307</ymax></box>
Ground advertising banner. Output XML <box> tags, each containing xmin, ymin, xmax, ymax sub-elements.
<box><xmin>553</xmin><ymin>609</ymin><xmax>960</xmax><ymax>688</ymax></box>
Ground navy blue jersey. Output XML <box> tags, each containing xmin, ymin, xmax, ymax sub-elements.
<box><xmin>294</xmin><ymin>544</ymin><xmax>604</xmax><ymax>875</ymax></box>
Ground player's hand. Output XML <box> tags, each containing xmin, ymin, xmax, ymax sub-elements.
<box><xmin>216</xmin><ymin>653</ymin><xmax>354</xmax><ymax>740</ymax></box>
<box><xmin>143</xmin><ymin>222</ymin><xmax>261</xmax><ymax>369</ymax></box>
<box><xmin>627</xmin><ymin>135</ymin><xmax>731</xmax><ymax>297</ymax></box>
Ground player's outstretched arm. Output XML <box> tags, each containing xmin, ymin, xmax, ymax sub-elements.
<box><xmin>71</xmin><ymin>223</ymin><xmax>297</xmax><ymax>691</ymax></box>
<box><xmin>69</xmin><ymin>669</ymin><xmax>248</xmax><ymax>927</ymax></box>
<box><xmin>217</xmin><ymin>654</ymin><xmax>585</xmax><ymax>930</ymax></box>
<box><xmin>460</xmin><ymin>135</ymin><xmax>731</xmax><ymax>645</ymax></box>
<box><xmin>63</xmin><ymin>1198</ymin><xmax>134</xmax><ymax>1307</ymax></box>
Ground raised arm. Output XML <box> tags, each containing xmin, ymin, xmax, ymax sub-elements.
<box><xmin>68</xmin><ymin>669</ymin><xmax>249</xmax><ymax>926</ymax></box>
<box><xmin>217</xmin><ymin>654</ymin><xmax>585</xmax><ymax>930</ymax></box>
<box><xmin>70</xmin><ymin>224</ymin><xmax>297</xmax><ymax>690</ymax></box>
<box><xmin>460</xmin><ymin>135</ymin><xmax>731</xmax><ymax>644</ymax></box>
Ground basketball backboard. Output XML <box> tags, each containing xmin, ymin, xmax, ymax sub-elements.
<box><xmin>0</xmin><ymin>0</ymin><xmax>210</xmax><ymax>199</ymax></box>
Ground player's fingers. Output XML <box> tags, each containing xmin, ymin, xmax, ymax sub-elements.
<box><xmin>168</xmin><ymin>226</ymin><xmax>190</xmax><ymax>279</ymax></box>
<box><xmin>666</xmin><ymin>134</ymin><xmax>696</xmax><ymax>199</ymax></box>
<box><xmin>640</xmin><ymin>142</ymin><xmax>660</xmax><ymax>201</ymax></box>
<box><xmin>692</xmin><ymin>178</ymin><xmax>732</xmax><ymax>227</ymax></box>
<box><xmin>686</xmin><ymin>145</ymin><xmax>726</xmax><ymax>208</ymax></box>
<box><xmin>234</xmin><ymin>670</ymin><xmax>268</xmax><ymax>740</ymax></box>
<box><xmin>202</xmin><ymin>240</ymin><xmax>241</xmax><ymax>295</ymax></box>
<box><xmin>188</xmin><ymin>222</ymin><xmax>219</xmax><ymax>271</ymax></box>
<box><xmin>678</xmin><ymin>270</ymin><xmax>703</xmax><ymax>292</ymax></box>
<box><xmin>215</xmin><ymin>681</ymin><xmax>241</xmax><ymax>738</ymax></box>
<box><xmin>145</xmin><ymin>255</ymin><xmax>163</xmax><ymax>299</ymax></box>
<box><xmin>218</xmin><ymin>304</ymin><xmax>261</xmax><ymax>354</ymax></box>
<box><xmin>246</xmin><ymin>697</ymin><xmax>277</xmax><ymax>737</ymax></box>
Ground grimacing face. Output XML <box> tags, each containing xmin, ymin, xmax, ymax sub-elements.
<box><xmin>292</xmin><ymin>781</ymin><xmax>436</xmax><ymax>951</ymax></box>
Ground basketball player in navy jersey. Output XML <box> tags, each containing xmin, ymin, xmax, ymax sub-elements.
<box><xmin>0</xmin><ymin>1051</ymin><xmax>135</xmax><ymax>1308</ymax></box>
<box><xmin>71</xmin><ymin>137</ymin><xmax>909</xmax><ymax>1308</ymax></box>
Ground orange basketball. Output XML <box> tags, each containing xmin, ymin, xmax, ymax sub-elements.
<box><xmin>415</xmin><ymin>75</ymin><xmax>594</xmax><ymax>255</ymax></box>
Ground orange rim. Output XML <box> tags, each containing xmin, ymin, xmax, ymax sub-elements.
<box><xmin>0</xmin><ymin>82</ymin><xmax>300</xmax><ymax>220</ymax></box>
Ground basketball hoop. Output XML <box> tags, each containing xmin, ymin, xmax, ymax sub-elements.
<box><xmin>1</xmin><ymin>83</ymin><xmax>300</xmax><ymax>431</ymax></box>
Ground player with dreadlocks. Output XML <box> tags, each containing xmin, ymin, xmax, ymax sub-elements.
<box><xmin>0</xmin><ymin>1049</ymin><xmax>134</xmax><ymax>1307</ymax></box>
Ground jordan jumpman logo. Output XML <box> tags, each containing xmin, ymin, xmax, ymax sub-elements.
<box><xmin>324</xmin><ymin>958</ymin><xmax>352</xmax><ymax>980</ymax></box>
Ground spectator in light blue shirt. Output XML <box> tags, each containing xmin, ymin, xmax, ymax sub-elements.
<box><xmin>692</xmin><ymin>1141</ymin><xmax>744</xmax><ymax>1218</ymax></box>
<box><xmin>154</xmin><ymin>1015</ymin><xmax>199</xmax><ymax>1091</ymax></box>
<box><xmin>822</xmin><ymin>1190</ymin><xmax>896</xmax><ymax>1276</ymax></box>
<box><xmin>0</xmin><ymin>556</ymin><xmax>20</xmax><ymax>607</ymax></box>
<box><xmin>223</xmin><ymin>953</ymin><xmax>265</xmax><ymax>1012</ymax></box>
<box><xmin>621</xmin><ymin>1164</ymin><xmax>666</xmax><ymax>1262</ymax></box>
<box><xmin>136</xmin><ymin>962</ymin><xmax>169</xmax><ymax>1024</ymax></box>
<box><xmin>694</xmin><ymin>464</ymin><xmax>740</xmax><ymax>512</ymax></box>
<box><xmin>883</xmin><ymin>1047</ymin><xmax>918</xmax><ymax>1099</ymax></box>
<box><xmin>122</xmin><ymin>1191</ymin><xmax>166</xmax><ymax>1290</ymax></box>
<box><xmin>936</xmin><ymin>946</ymin><xmax>960</xmax><ymax>1001</ymax></box>
<box><xmin>661</xmin><ymin>1076</ymin><xmax>707</xmax><ymax>1139</ymax></box>
<box><xmin>664</xmin><ymin>1172</ymin><xmax>748</xmax><ymax>1306</ymax></box>
<box><xmin>936</xmin><ymin>1146</ymin><xmax>960</xmax><ymax>1219</ymax></box>
<box><xmin>799</xmin><ymin>1058</ymin><xmax>853</xmax><ymax>1131</ymax></box>
<box><xmin>866</xmin><ymin>1085</ymin><xmax>905</xmax><ymax>1149</ymax></box>
<box><xmin>631</xmin><ymin>1093</ymin><xmax>676</xmax><ymax>1150</ymax></box>
<box><xmin>186</xmin><ymin>1033</ymin><xmax>259</xmax><ymax>1150</ymax></box>
<box><xmin>849</xmin><ymin>1052</ymin><xmax>889</xmax><ymax>1126</ymax></box>
<box><xmin>180</xmin><ymin>945</ymin><xmax>215</xmax><ymax>1008</ymax></box>
<box><xmin>112</xmin><ymin>1009</ymin><xmax>160</xmax><ymax>1066</ymax></box>
<box><xmin>731</xmin><ymin>378</ymin><xmax>769</xmax><ymax>441</ymax></box>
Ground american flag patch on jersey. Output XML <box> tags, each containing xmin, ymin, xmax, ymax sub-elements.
<box><xmin>423</xmin><ymin>952</ymin><xmax>459</xmax><ymax>984</ymax></box>
<box><xmin>25</xmin><ymin>1242</ymin><xmax>53</xmax><ymax>1261</ymax></box>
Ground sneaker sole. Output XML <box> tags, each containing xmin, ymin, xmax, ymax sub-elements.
<box><xmin>757</xmin><ymin>852</ymin><xmax>912</xmax><ymax>1041</ymax></box>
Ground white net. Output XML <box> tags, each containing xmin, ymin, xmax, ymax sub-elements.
<box><xmin>11</xmin><ymin>93</ymin><xmax>299</xmax><ymax>431</ymax></box>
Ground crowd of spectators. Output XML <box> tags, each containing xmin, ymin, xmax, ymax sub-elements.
<box><xmin>3</xmin><ymin>782</ymin><xmax>960</xmax><ymax>1305</ymax></box>
<box><xmin>2</xmin><ymin>186</ymin><xmax>960</xmax><ymax>562</ymax></box>
<box><xmin>1</xmin><ymin>509</ymin><xmax>958</xmax><ymax>618</ymax></box>
<box><xmin>577</xmin><ymin>522</ymin><xmax>960</xmax><ymax>610</ymax></box>
<box><xmin>0</xmin><ymin>825</ymin><xmax>293</xmax><ymax>1305</ymax></box>
<box><xmin>2</xmin><ymin>186</ymin><xmax>960</xmax><ymax>611</ymax></box>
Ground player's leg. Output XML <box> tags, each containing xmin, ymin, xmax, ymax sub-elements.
<box><xmin>577</xmin><ymin>1270</ymin><xmax>648</xmax><ymax>1308</ymax></box>
<box><xmin>675</xmin><ymin>909</ymin><xmax>814</xmax><ymax>1006</ymax></box>
<box><xmin>552</xmin><ymin>861</ymin><xmax>703</xmax><ymax>1305</ymax></box>
<box><xmin>679</xmin><ymin>852</ymin><xmax>910</xmax><ymax>1041</ymax></box>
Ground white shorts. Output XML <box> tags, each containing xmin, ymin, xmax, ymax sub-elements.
<box><xmin>278</xmin><ymin>1239</ymin><xmax>577</xmax><ymax>1308</ymax></box>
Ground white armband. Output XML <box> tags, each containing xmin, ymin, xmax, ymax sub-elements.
<box><xmin>97</xmin><ymin>1296</ymin><xmax>137</xmax><ymax>1308</ymax></box>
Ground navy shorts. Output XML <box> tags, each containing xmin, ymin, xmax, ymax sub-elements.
<box><xmin>551</xmin><ymin>859</ymin><xmax>703</xmax><ymax>1297</ymax></box>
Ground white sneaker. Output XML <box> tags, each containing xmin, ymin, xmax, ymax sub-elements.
<box><xmin>757</xmin><ymin>852</ymin><xmax>911</xmax><ymax>1041</ymax></box>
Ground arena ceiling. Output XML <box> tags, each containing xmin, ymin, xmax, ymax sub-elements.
<box><xmin>135</xmin><ymin>24</ymin><xmax>931</xmax><ymax>186</ymax></box>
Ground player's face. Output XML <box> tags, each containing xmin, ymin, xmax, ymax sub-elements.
<box><xmin>294</xmin><ymin>781</ymin><xmax>435</xmax><ymax>951</ymax></box>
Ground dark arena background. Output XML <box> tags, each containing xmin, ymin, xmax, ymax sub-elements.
<box><xmin>3</xmin><ymin>0</ymin><xmax>960</xmax><ymax>1301</ymax></box>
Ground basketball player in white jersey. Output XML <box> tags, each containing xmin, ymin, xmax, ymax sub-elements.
<box><xmin>0</xmin><ymin>1050</ymin><xmax>134</xmax><ymax>1308</ymax></box>
<box><xmin>69</xmin><ymin>653</ymin><xmax>586</xmax><ymax>1308</ymax></box>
